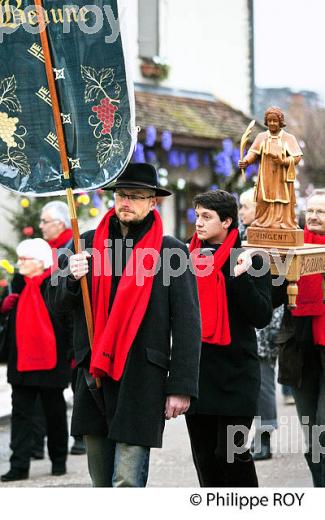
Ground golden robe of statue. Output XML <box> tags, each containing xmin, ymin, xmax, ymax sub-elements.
<box><xmin>245</xmin><ymin>128</ymin><xmax>303</xmax><ymax>229</ymax></box>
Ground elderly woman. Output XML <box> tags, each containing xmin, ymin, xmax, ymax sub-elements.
<box><xmin>0</xmin><ymin>239</ymin><xmax>71</xmax><ymax>482</ymax></box>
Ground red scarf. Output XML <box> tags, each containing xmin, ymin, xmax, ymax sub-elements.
<box><xmin>47</xmin><ymin>228</ymin><xmax>73</xmax><ymax>249</ymax></box>
<box><xmin>48</xmin><ymin>229</ymin><xmax>73</xmax><ymax>269</ymax></box>
<box><xmin>189</xmin><ymin>228</ymin><xmax>239</xmax><ymax>345</ymax></box>
<box><xmin>89</xmin><ymin>209</ymin><xmax>163</xmax><ymax>380</ymax></box>
<box><xmin>16</xmin><ymin>270</ymin><xmax>57</xmax><ymax>371</ymax></box>
<box><xmin>291</xmin><ymin>228</ymin><xmax>325</xmax><ymax>346</ymax></box>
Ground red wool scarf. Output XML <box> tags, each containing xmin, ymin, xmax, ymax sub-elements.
<box><xmin>291</xmin><ymin>228</ymin><xmax>325</xmax><ymax>346</ymax></box>
<box><xmin>89</xmin><ymin>209</ymin><xmax>163</xmax><ymax>380</ymax></box>
<box><xmin>48</xmin><ymin>229</ymin><xmax>73</xmax><ymax>269</ymax></box>
<box><xmin>16</xmin><ymin>270</ymin><xmax>57</xmax><ymax>371</ymax></box>
<box><xmin>47</xmin><ymin>228</ymin><xmax>73</xmax><ymax>250</ymax></box>
<box><xmin>189</xmin><ymin>228</ymin><xmax>239</xmax><ymax>345</ymax></box>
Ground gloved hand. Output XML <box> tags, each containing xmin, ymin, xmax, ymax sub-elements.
<box><xmin>0</xmin><ymin>293</ymin><xmax>19</xmax><ymax>314</ymax></box>
<box><xmin>234</xmin><ymin>250</ymin><xmax>253</xmax><ymax>277</ymax></box>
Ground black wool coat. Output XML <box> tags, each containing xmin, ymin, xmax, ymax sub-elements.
<box><xmin>272</xmin><ymin>283</ymin><xmax>317</xmax><ymax>389</ymax></box>
<box><xmin>46</xmin><ymin>225</ymin><xmax>201</xmax><ymax>448</ymax></box>
<box><xmin>188</xmin><ymin>247</ymin><xmax>273</xmax><ymax>418</ymax></box>
<box><xmin>4</xmin><ymin>273</ymin><xmax>72</xmax><ymax>388</ymax></box>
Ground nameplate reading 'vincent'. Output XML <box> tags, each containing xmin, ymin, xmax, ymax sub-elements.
<box><xmin>247</xmin><ymin>227</ymin><xmax>304</xmax><ymax>247</ymax></box>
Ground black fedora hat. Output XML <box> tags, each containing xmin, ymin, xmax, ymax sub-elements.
<box><xmin>103</xmin><ymin>162</ymin><xmax>172</xmax><ymax>197</ymax></box>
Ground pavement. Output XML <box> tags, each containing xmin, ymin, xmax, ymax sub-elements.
<box><xmin>0</xmin><ymin>363</ymin><xmax>313</xmax><ymax>487</ymax></box>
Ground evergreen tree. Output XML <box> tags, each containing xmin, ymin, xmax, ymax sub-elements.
<box><xmin>0</xmin><ymin>190</ymin><xmax>109</xmax><ymax>263</ymax></box>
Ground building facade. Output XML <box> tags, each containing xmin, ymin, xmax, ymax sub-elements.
<box><xmin>0</xmin><ymin>0</ymin><xmax>255</xmax><ymax>245</ymax></box>
<box><xmin>133</xmin><ymin>0</ymin><xmax>254</xmax><ymax>114</ymax></box>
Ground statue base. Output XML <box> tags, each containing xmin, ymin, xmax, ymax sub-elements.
<box><xmin>242</xmin><ymin>242</ymin><xmax>325</xmax><ymax>309</ymax></box>
<box><xmin>247</xmin><ymin>227</ymin><xmax>304</xmax><ymax>248</ymax></box>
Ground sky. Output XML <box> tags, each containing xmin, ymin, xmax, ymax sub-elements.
<box><xmin>254</xmin><ymin>0</ymin><xmax>325</xmax><ymax>103</ymax></box>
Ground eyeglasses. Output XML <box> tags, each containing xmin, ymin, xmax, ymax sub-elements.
<box><xmin>39</xmin><ymin>218</ymin><xmax>59</xmax><ymax>225</ymax></box>
<box><xmin>305</xmin><ymin>209</ymin><xmax>325</xmax><ymax>217</ymax></box>
<box><xmin>18</xmin><ymin>257</ymin><xmax>36</xmax><ymax>262</ymax></box>
<box><xmin>115</xmin><ymin>191</ymin><xmax>154</xmax><ymax>201</ymax></box>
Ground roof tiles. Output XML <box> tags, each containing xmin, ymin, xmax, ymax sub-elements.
<box><xmin>135</xmin><ymin>90</ymin><xmax>260</xmax><ymax>143</ymax></box>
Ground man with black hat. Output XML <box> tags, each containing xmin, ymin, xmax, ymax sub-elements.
<box><xmin>47</xmin><ymin>162</ymin><xmax>201</xmax><ymax>487</ymax></box>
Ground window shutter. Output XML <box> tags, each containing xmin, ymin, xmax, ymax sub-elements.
<box><xmin>138</xmin><ymin>0</ymin><xmax>159</xmax><ymax>59</ymax></box>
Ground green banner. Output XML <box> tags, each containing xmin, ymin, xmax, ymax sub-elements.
<box><xmin>0</xmin><ymin>0</ymin><xmax>135</xmax><ymax>195</ymax></box>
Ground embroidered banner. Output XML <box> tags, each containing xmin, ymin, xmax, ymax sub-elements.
<box><xmin>0</xmin><ymin>0</ymin><xmax>135</xmax><ymax>195</ymax></box>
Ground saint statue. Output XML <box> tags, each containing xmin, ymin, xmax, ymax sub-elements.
<box><xmin>238</xmin><ymin>107</ymin><xmax>303</xmax><ymax>229</ymax></box>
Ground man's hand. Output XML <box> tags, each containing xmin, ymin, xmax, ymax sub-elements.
<box><xmin>165</xmin><ymin>395</ymin><xmax>191</xmax><ymax>420</ymax></box>
<box><xmin>69</xmin><ymin>251</ymin><xmax>90</xmax><ymax>280</ymax></box>
<box><xmin>234</xmin><ymin>250</ymin><xmax>253</xmax><ymax>277</ymax></box>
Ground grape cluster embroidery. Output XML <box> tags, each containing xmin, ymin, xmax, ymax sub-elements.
<box><xmin>92</xmin><ymin>97</ymin><xmax>118</xmax><ymax>135</ymax></box>
<box><xmin>0</xmin><ymin>112</ymin><xmax>19</xmax><ymax>148</ymax></box>
<box><xmin>0</xmin><ymin>75</ymin><xmax>30</xmax><ymax>176</ymax></box>
<box><xmin>81</xmin><ymin>65</ymin><xmax>124</xmax><ymax>168</ymax></box>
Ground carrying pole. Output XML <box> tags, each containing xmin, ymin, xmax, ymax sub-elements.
<box><xmin>34</xmin><ymin>1</ymin><xmax>100</xmax><ymax>386</ymax></box>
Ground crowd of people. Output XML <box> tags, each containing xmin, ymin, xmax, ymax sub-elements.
<box><xmin>0</xmin><ymin>153</ymin><xmax>325</xmax><ymax>487</ymax></box>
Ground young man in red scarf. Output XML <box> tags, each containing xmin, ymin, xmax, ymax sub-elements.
<box><xmin>276</xmin><ymin>190</ymin><xmax>325</xmax><ymax>487</ymax></box>
<box><xmin>0</xmin><ymin>239</ymin><xmax>71</xmax><ymax>482</ymax></box>
<box><xmin>47</xmin><ymin>163</ymin><xmax>201</xmax><ymax>487</ymax></box>
<box><xmin>186</xmin><ymin>190</ymin><xmax>273</xmax><ymax>487</ymax></box>
<box><xmin>40</xmin><ymin>201</ymin><xmax>85</xmax><ymax>456</ymax></box>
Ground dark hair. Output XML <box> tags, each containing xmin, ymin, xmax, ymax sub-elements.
<box><xmin>193</xmin><ymin>190</ymin><xmax>238</xmax><ymax>230</ymax></box>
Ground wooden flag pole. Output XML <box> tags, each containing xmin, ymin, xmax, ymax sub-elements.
<box><xmin>34</xmin><ymin>1</ymin><xmax>99</xmax><ymax>384</ymax></box>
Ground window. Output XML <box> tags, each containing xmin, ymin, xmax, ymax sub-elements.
<box><xmin>138</xmin><ymin>0</ymin><xmax>159</xmax><ymax>59</ymax></box>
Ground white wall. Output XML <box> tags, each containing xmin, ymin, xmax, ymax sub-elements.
<box><xmin>0</xmin><ymin>186</ymin><xmax>18</xmax><ymax>248</ymax></box>
<box><xmin>119</xmin><ymin>0</ymin><xmax>139</xmax><ymax>85</ymax></box>
<box><xmin>133</xmin><ymin>0</ymin><xmax>252</xmax><ymax>114</ymax></box>
<box><xmin>159</xmin><ymin>194</ymin><xmax>175</xmax><ymax>236</ymax></box>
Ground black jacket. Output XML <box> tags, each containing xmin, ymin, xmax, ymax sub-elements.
<box><xmin>188</xmin><ymin>244</ymin><xmax>273</xmax><ymax>418</ymax></box>
<box><xmin>273</xmin><ymin>282</ymin><xmax>316</xmax><ymax>388</ymax></box>
<box><xmin>46</xmin><ymin>219</ymin><xmax>201</xmax><ymax>447</ymax></box>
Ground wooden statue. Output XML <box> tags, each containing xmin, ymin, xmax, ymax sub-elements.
<box><xmin>238</xmin><ymin>109</ymin><xmax>325</xmax><ymax>310</ymax></box>
<box><xmin>239</xmin><ymin>107</ymin><xmax>303</xmax><ymax>234</ymax></box>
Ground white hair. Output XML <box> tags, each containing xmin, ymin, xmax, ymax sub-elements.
<box><xmin>308</xmin><ymin>189</ymin><xmax>325</xmax><ymax>198</ymax></box>
<box><xmin>41</xmin><ymin>201</ymin><xmax>71</xmax><ymax>228</ymax></box>
<box><xmin>306</xmin><ymin>189</ymin><xmax>325</xmax><ymax>207</ymax></box>
<box><xmin>239</xmin><ymin>188</ymin><xmax>256</xmax><ymax>206</ymax></box>
<box><xmin>16</xmin><ymin>238</ymin><xmax>53</xmax><ymax>269</ymax></box>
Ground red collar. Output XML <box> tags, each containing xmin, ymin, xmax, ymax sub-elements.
<box><xmin>48</xmin><ymin>229</ymin><xmax>73</xmax><ymax>249</ymax></box>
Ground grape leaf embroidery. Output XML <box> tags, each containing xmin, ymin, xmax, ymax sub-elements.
<box><xmin>81</xmin><ymin>66</ymin><xmax>115</xmax><ymax>103</ymax></box>
<box><xmin>0</xmin><ymin>76</ymin><xmax>22</xmax><ymax>113</ymax></box>
<box><xmin>81</xmin><ymin>65</ymin><xmax>124</xmax><ymax>167</ymax></box>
